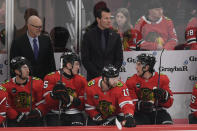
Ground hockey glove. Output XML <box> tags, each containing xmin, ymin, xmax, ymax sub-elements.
<box><xmin>51</xmin><ymin>81</ymin><xmax>68</xmax><ymax>99</ymax></box>
<box><xmin>153</xmin><ymin>87</ymin><xmax>169</xmax><ymax>103</ymax></box>
<box><xmin>73</xmin><ymin>97</ymin><xmax>81</xmax><ymax>107</ymax></box>
<box><xmin>138</xmin><ymin>100</ymin><xmax>154</xmax><ymax>113</ymax></box>
<box><xmin>124</xmin><ymin>114</ymin><xmax>136</xmax><ymax>127</ymax></box>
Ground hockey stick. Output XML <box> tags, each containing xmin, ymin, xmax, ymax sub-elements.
<box><xmin>154</xmin><ymin>49</ymin><xmax>164</xmax><ymax>124</ymax></box>
<box><xmin>30</xmin><ymin>72</ymin><xmax>33</xmax><ymax>112</ymax></box>
<box><xmin>115</xmin><ymin>118</ymin><xmax>122</xmax><ymax>130</ymax></box>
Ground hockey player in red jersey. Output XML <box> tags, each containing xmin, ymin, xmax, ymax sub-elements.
<box><xmin>85</xmin><ymin>64</ymin><xmax>136</xmax><ymax>127</ymax></box>
<box><xmin>0</xmin><ymin>56</ymin><xmax>44</xmax><ymax>127</ymax></box>
<box><xmin>184</xmin><ymin>27</ymin><xmax>197</xmax><ymax>50</ymax></box>
<box><xmin>134</xmin><ymin>0</ymin><xmax>177</xmax><ymax>50</ymax></box>
<box><xmin>36</xmin><ymin>51</ymin><xmax>86</xmax><ymax>126</ymax></box>
<box><xmin>189</xmin><ymin>83</ymin><xmax>197</xmax><ymax>124</ymax></box>
<box><xmin>126</xmin><ymin>53</ymin><xmax>173</xmax><ymax>125</ymax></box>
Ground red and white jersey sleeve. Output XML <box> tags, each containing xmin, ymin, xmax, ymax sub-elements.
<box><xmin>0</xmin><ymin>90</ymin><xmax>7</xmax><ymax>124</ymax></box>
<box><xmin>184</xmin><ymin>27</ymin><xmax>197</xmax><ymax>50</ymax></box>
<box><xmin>135</xmin><ymin>16</ymin><xmax>177</xmax><ymax>50</ymax></box>
<box><xmin>190</xmin><ymin>83</ymin><xmax>197</xmax><ymax>116</ymax></box>
<box><xmin>126</xmin><ymin>75</ymin><xmax>139</xmax><ymax>106</ymax></box>
<box><xmin>114</xmin><ymin>82</ymin><xmax>135</xmax><ymax>115</ymax></box>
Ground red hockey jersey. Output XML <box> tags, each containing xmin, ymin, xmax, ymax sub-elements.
<box><xmin>184</xmin><ymin>27</ymin><xmax>197</xmax><ymax>50</ymax></box>
<box><xmin>37</xmin><ymin>71</ymin><xmax>86</xmax><ymax>115</ymax></box>
<box><xmin>0</xmin><ymin>77</ymin><xmax>44</xmax><ymax>114</ymax></box>
<box><xmin>190</xmin><ymin>83</ymin><xmax>197</xmax><ymax>117</ymax></box>
<box><xmin>85</xmin><ymin>77</ymin><xmax>135</xmax><ymax>119</ymax></box>
<box><xmin>135</xmin><ymin>16</ymin><xmax>177</xmax><ymax>50</ymax></box>
<box><xmin>126</xmin><ymin>72</ymin><xmax>173</xmax><ymax>109</ymax></box>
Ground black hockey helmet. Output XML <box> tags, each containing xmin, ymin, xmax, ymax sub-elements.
<box><xmin>60</xmin><ymin>51</ymin><xmax>80</xmax><ymax>67</ymax></box>
<box><xmin>136</xmin><ymin>53</ymin><xmax>156</xmax><ymax>72</ymax></box>
<box><xmin>102</xmin><ymin>64</ymin><xmax>119</xmax><ymax>78</ymax></box>
<box><xmin>10</xmin><ymin>56</ymin><xmax>30</xmax><ymax>73</ymax></box>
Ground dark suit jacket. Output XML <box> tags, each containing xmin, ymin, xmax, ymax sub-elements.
<box><xmin>10</xmin><ymin>34</ymin><xmax>56</xmax><ymax>79</ymax></box>
<box><xmin>81</xmin><ymin>26</ymin><xmax>123</xmax><ymax>81</ymax></box>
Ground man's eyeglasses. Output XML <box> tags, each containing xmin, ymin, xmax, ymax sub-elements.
<box><xmin>30</xmin><ymin>24</ymin><xmax>42</xmax><ymax>29</ymax></box>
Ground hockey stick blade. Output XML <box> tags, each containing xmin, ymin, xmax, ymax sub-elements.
<box><xmin>115</xmin><ymin>118</ymin><xmax>122</xmax><ymax>130</ymax></box>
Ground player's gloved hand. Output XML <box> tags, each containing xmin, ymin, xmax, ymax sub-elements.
<box><xmin>153</xmin><ymin>87</ymin><xmax>169</xmax><ymax>103</ymax></box>
<box><xmin>27</xmin><ymin>108</ymin><xmax>42</xmax><ymax>120</ymax></box>
<box><xmin>138</xmin><ymin>100</ymin><xmax>154</xmax><ymax>113</ymax></box>
<box><xmin>51</xmin><ymin>81</ymin><xmax>68</xmax><ymax>99</ymax></box>
<box><xmin>16</xmin><ymin>112</ymin><xmax>29</xmax><ymax>123</ymax></box>
<box><xmin>72</xmin><ymin>97</ymin><xmax>81</xmax><ymax>107</ymax></box>
<box><xmin>124</xmin><ymin>114</ymin><xmax>136</xmax><ymax>127</ymax></box>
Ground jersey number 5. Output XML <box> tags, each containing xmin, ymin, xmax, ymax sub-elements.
<box><xmin>44</xmin><ymin>81</ymin><xmax>48</xmax><ymax>88</ymax></box>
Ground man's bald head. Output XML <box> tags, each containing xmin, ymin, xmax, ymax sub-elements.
<box><xmin>27</xmin><ymin>15</ymin><xmax>42</xmax><ymax>25</ymax></box>
<box><xmin>27</xmin><ymin>15</ymin><xmax>42</xmax><ymax>38</ymax></box>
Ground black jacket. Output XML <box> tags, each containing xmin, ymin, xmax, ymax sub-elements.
<box><xmin>81</xmin><ymin>26</ymin><xmax>123</xmax><ymax>81</ymax></box>
<box><xmin>10</xmin><ymin>34</ymin><xmax>56</xmax><ymax>79</ymax></box>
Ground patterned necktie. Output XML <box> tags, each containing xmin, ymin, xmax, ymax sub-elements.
<box><xmin>101</xmin><ymin>30</ymin><xmax>106</xmax><ymax>51</ymax></box>
<box><xmin>33</xmin><ymin>39</ymin><xmax>39</xmax><ymax>60</ymax></box>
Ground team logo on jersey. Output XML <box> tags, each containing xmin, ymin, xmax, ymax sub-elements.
<box><xmin>12</xmin><ymin>88</ymin><xmax>17</xmax><ymax>93</ymax></box>
<box><xmin>138</xmin><ymin>88</ymin><xmax>154</xmax><ymax>101</ymax></box>
<box><xmin>94</xmin><ymin>94</ymin><xmax>99</xmax><ymax>99</ymax></box>
<box><xmin>14</xmin><ymin>92</ymin><xmax>33</xmax><ymax>108</ymax></box>
<box><xmin>67</xmin><ymin>87</ymin><xmax>77</xmax><ymax>98</ymax></box>
<box><xmin>136</xmin><ymin>83</ymin><xmax>141</xmax><ymax>88</ymax></box>
<box><xmin>97</xmin><ymin>100</ymin><xmax>116</xmax><ymax>117</ymax></box>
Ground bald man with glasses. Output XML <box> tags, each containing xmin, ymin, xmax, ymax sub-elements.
<box><xmin>10</xmin><ymin>15</ymin><xmax>56</xmax><ymax>79</ymax></box>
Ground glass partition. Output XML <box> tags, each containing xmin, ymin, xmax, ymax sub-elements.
<box><xmin>81</xmin><ymin>0</ymin><xmax>197</xmax><ymax>51</ymax></box>
<box><xmin>14</xmin><ymin>0</ymin><xmax>77</xmax><ymax>52</ymax></box>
